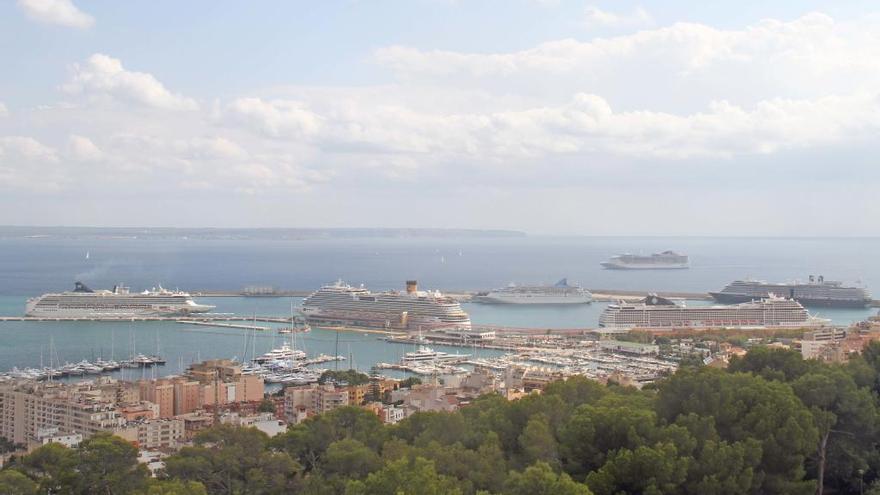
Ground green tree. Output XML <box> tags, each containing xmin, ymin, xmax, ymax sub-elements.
<box><xmin>503</xmin><ymin>462</ymin><xmax>592</xmax><ymax>495</ymax></box>
<box><xmin>560</xmin><ymin>400</ymin><xmax>658</xmax><ymax>477</ymax></box>
<box><xmin>657</xmin><ymin>367</ymin><xmax>817</xmax><ymax>494</ymax></box>
<box><xmin>518</xmin><ymin>414</ymin><xmax>558</xmax><ymax>468</ymax></box>
<box><xmin>272</xmin><ymin>407</ymin><xmax>386</xmax><ymax>471</ymax></box>
<box><xmin>321</xmin><ymin>439</ymin><xmax>382</xmax><ymax>480</ymax></box>
<box><xmin>727</xmin><ymin>346</ymin><xmax>815</xmax><ymax>382</ymax></box>
<box><xmin>791</xmin><ymin>367</ymin><xmax>877</xmax><ymax>495</ymax></box>
<box><xmin>344</xmin><ymin>457</ymin><xmax>462</xmax><ymax>495</ymax></box>
<box><xmin>164</xmin><ymin>425</ymin><xmax>300</xmax><ymax>494</ymax></box>
<box><xmin>319</xmin><ymin>370</ymin><xmax>371</xmax><ymax>386</ymax></box>
<box><xmin>258</xmin><ymin>398</ymin><xmax>277</xmax><ymax>413</ymax></box>
<box><xmin>19</xmin><ymin>442</ymin><xmax>79</xmax><ymax>494</ymax></box>
<box><xmin>137</xmin><ymin>479</ymin><xmax>208</xmax><ymax>495</ymax></box>
<box><xmin>76</xmin><ymin>432</ymin><xmax>149</xmax><ymax>495</ymax></box>
<box><xmin>0</xmin><ymin>470</ymin><xmax>37</xmax><ymax>495</ymax></box>
<box><xmin>586</xmin><ymin>442</ymin><xmax>689</xmax><ymax>495</ymax></box>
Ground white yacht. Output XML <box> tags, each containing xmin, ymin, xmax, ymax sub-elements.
<box><xmin>255</xmin><ymin>343</ymin><xmax>306</xmax><ymax>363</ymax></box>
<box><xmin>26</xmin><ymin>282</ymin><xmax>214</xmax><ymax>318</ymax></box>
<box><xmin>402</xmin><ymin>346</ymin><xmax>470</xmax><ymax>363</ymax></box>
<box><xmin>479</xmin><ymin>278</ymin><xmax>592</xmax><ymax>304</ymax></box>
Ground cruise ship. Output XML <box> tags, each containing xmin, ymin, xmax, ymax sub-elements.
<box><xmin>478</xmin><ymin>278</ymin><xmax>592</xmax><ymax>304</ymax></box>
<box><xmin>302</xmin><ymin>280</ymin><xmax>471</xmax><ymax>331</ymax></box>
<box><xmin>710</xmin><ymin>276</ymin><xmax>872</xmax><ymax>308</ymax></box>
<box><xmin>601</xmin><ymin>251</ymin><xmax>689</xmax><ymax>270</ymax></box>
<box><xmin>598</xmin><ymin>294</ymin><xmax>827</xmax><ymax>330</ymax></box>
<box><xmin>25</xmin><ymin>282</ymin><xmax>215</xmax><ymax>318</ymax></box>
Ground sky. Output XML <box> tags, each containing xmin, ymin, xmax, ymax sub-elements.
<box><xmin>1</xmin><ymin>0</ymin><xmax>879</xmax><ymax>236</ymax></box>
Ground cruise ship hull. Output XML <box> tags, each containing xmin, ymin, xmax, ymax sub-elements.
<box><xmin>25</xmin><ymin>305</ymin><xmax>214</xmax><ymax>318</ymax></box>
<box><xmin>709</xmin><ymin>292</ymin><xmax>871</xmax><ymax>308</ymax></box>
<box><xmin>601</xmin><ymin>262</ymin><xmax>689</xmax><ymax>270</ymax></box>
<box><xmin>478</xmin><ymin>294</ymin><xmax>592</xmax><ymax>304</ymax></box>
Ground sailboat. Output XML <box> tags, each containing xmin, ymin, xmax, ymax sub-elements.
<box><xmin>278</xmin><ymin>301</ymin><xmax>311</xmax><ymax>334</ymax></box>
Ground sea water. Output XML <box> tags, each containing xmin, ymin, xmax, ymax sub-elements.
<box><xmin>0</xmin><ymin>235</ymin><xmax>877</xmax><ymax>373</ymax></box>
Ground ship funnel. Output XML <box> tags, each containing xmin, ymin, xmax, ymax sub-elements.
<box><xmin>406</xmin><ymin>280</ymin><xmax>418</xmax><ymax>294</ymax></box>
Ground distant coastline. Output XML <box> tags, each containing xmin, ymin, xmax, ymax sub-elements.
<box><xmin>0</xmin><ymin>226</ymin><xmax>527</xmax><ymax>241</ymax></box>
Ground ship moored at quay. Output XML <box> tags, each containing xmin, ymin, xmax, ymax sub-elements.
<box><xmin>25</xmin><ymin>282</ymin><xmax>215</xmax><ymax>318</ymax></box>
<box><xmin>474</xmin><ymin>278</ymin><xmax>592</xmax><ymax>305</ymax></box>
<box><xmin>710</xmin><ymin>275</ymin><xmax>872</xmax><ymax>308</ymax></box>
<box><xmin>599</xmin><ymin>294</ymin><xmax>829</xmax><ymax>331</ymax></box>
<box><xmin>301</xmin><ymin>280</ymin><xmax>471</xmax><ymax>331</ymax></box>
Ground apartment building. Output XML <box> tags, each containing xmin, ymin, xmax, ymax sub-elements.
<box><xmin>0</xmin><ymin>381</ymin><xmax>125</xmax><ymax>445</ymax></box>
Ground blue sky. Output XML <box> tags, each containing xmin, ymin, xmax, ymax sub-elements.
<box><xmin>1</xmin><ymin>1</ymin><xmax>879</xmax><ymax>235</ymax></box>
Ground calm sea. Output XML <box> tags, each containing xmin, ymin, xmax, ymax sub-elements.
<box><xmin>0</xmin><ymin>236</ymin><xmax>877</xmax><ymax>373</ymax></box>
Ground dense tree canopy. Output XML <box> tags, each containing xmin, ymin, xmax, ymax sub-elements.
<box><xmin>4</xmin><ymin>345</ymin><xmax>880</xmax><ymax>494</ymax></box>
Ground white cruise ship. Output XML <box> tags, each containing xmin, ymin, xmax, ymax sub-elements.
<box><xmin>302</xmin><ymin>280</ymin><xmax>471</xmax><ymax>331</ymax></box>
<box><xmin>598</xmin><ymin>294</ymin><xmax>827</xmax><ymax>330</ymax></box>
<box><xmin>479</xmin><ymin>278</ymin><xmax>592</xmax><ymax>304</ymax></box>
<box><xmin>25</xmin><ymin>282</ymin><xmax>215</xmax><ymax>318</ymax></box>
<box><xmin>601</xmin><ymin>251</ymin><xmax>689</xmax><ymax>270</ymax></box>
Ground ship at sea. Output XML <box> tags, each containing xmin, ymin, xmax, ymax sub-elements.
<box><xmin>600</xmin><ymin>251</ymin><xmax>689</xmax><ymax>270</ymax></box>
<box><xmin>710</xmin><ymin>275</ymin><xmax>872</xmax><ymax>308</ymax></box>
<box><xmin>476</xmin><ymin>278</ymin><xmax>592</xmax><ymax>304</ymax></box>
<box><xmin>598</xmin><ymin>294</ymin><xmax>827</xmax><ymax>330</ymax></box>
<box><xmin>25</xmin><ymin>282</ymin><xmax>215</xmax><ymax>318</ymax></box>
<box><xmin>302</xmin><ymin>280</ymin><xmax>471</xmax><ymax>331</ymax></box>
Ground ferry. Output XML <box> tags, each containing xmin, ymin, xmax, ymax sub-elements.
<box><xmin>710</xmin><ymin>275</ymin><xmax>872</xmax><ymax>308</ymax></box>
<box><xmin>25</xmin><ymin>282</ymin><xmax>214</xmax><ymax>318</ymax></box>
<box><xmin>598</xmin><ymin>294</ymin><xmax>828</xmax><ymax>330</ymax></box>
<box><xmin>601</xmin><ymin>251</ymin><xmax>689</xmax><ymax>270</ymax></box>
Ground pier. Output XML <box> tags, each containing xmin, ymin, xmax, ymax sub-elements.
<box><xmin>175</xmin><ymin>320</ymin><xmax>271</xmax><ymax>331</ymax></box>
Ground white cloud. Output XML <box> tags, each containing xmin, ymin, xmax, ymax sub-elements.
<box><xmin>0</xmin><ymin>136</ymin><xmax>65</xmax><ymax>191</ymax></box>
<box><xmin>584</xmin><ymin>5</ymin><xmax>653</xmax><ymax>29</ymax></box>
<box><xmin>68</xmin><ymin>135</ymin><xmax>103</xmax><ymax>161</ymax></box>
<box><xmin>0</xmin><ymin>136</ymin><xmax>58</xmax><ymax>162</ymax></box>
<box><xmin>5</xmin><ymin>11</ymin><xmax>880</xmax><ymax>232</ymax></box>
<box><xmin>17</xmin><ymin>0</ymin><xmax>94</xmax><ymax>29</ymax></box>
<box><xmin>224</xmin><ymin>98</ymin><xmax>322</xmax><ymax>139</ymax></box>
<box><xmin>0</xmin><ymin>102</ymin><xmax>7</xmax><ymax>117</ymax></box>
<box><xmin>373</xmin><ymin>13</ymin><xmax>880</xmax><ymax>110</ymax></box>
<box><xmin>63</xmin><ymin>54</ymin><xmax>198</xmax><ymax>111</ymax></box>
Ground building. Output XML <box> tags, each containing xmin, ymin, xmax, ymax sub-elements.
<box><xmin>800</xmin><ymin>327</ymin><xmax>880</xmax><ymax>362</ymax></box>
<box><xmin>399</xmin><ymin>385</ymin><xmax>458</xmax><ymax>413</ymax></box>
<box><xmin>36</xmin><ymin>427</ymin><xmax>83</xmax><ymax>448</ymax></box>
<box><xmin>138</xmin><ymin>380</ymin><xmax>175</xmax><ymax>418</ymax></box>
<box><xmin>134</xmin><ymin>419</ymin><xmax>184</xmax><ymax>450</ymax></box>
<box><xmin>381</xmin><ymin>405</ymin><xmax>406</xmax><ymax>424</ymax></box>
<box><xmin>283</xmin><ymin>383</ymin><xmax>352</xmax><ymax>419</ymax></box>
<box><xmin>0</xmin><ymin>381</ymin><xmax>126</xmax><ymax>445</ymax></box>
<box><xmin>599</xmin><ymin>340</ymin><xmax>660</xmax><ymax>356</ymax></box>
<box><xmin>186</xmin><ymin>359</ymin><xmax>264</xmax><ymax>405</ymax></box>
<box><xmin>220</xmin><ymin>412</ymin><xmax>286</xmax><ymax>437</ymax></box>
